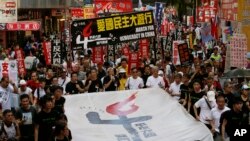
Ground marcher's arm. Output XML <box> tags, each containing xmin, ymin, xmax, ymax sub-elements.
<box><xmin>34</xmin><ymin>124</ymin><xmax>39</xmax><ymax>141</ymax></box>
<box><xmin>193</xmin><ymin>104</ymin><xmax>200</xmax><ymax>121</ymax></box>
<box><xmin>221</xmin><ymin>119</ymin><xmax>227</xmax><ymax>141</ymax></box>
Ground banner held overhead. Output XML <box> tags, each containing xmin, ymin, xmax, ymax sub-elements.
<box><xmin>65</xmin><ymin>88</ymin><xmax>213</xmax><ymax>141</ymax></box>
<box><xmin>71</xmin><ymin>10</ymin><xmax>156</xmax><ymax>50</ymax></box>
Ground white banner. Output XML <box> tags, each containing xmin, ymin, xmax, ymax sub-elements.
<box><xmin>0</xmin><ymin>0</ymin><xmax>17</xmax><ymax>23</ymax></box>
<box><xmin>65</xmin><ymin>88</ymin><xmax>213</xmax><ymax>141</ymax></box>
<box><xmin>0</xmin><ymin>60</ymin><xmax>18</xmax><ymax>85</ymax></box>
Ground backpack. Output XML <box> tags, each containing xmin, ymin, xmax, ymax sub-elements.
<box><xmin>0</xmin><ymin>122</ymin><xmax>18</xmax><ymax>140</ymax></box>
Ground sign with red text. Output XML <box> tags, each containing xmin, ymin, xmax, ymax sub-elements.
<box><xmin>71</xmin><ymin>8</ymin><xmax>84</xmax><ymax>19</ymax></box>
<box><xmin>139</xmin><ymin>39</ymin><xmax>149</xmax><ymax>59</ymax></box>
<box><xmin>172</xmin><ymin>41</ymin><xmax>181</xmax><ymax>65</ymax></box>
<box><xmin>0</xmin><ymin>60</ymin><xmax>18</xmax><ymax>85</ymax></box>
<box><xmin>178</xmin><ymin>43</ymin><xmax>190</xmax><ymax>66</ymax></box>
<box><xmin>128</xmin><ymin>52</ymin><xmax>139</xmax><ymax>73</ymax></box>
<box><xmin>43</xmin><ymin>41</ymin><xmax>52</xmax><ymax>65</ymax></box>
<box><xmin>94</xmin><ymin>0</ymin><xmax>133</xmax><ymax>14</ymax></box>
<box><xmin>92</xmin><ymin>46</ymin><xmax>104</xmax><ymax>63</ymax></box>
<box><xmin>6</xmin><ymin>21</ymin><xmax>40</xmax><ymax>31</ymax></box>
<box><xmin>122</xmin><ymin>45</ymin><xmax>130</xmax><ymax>59</ymax></box>
<box><xmin>221</xmin><ymin>0</ymin><xmax>238</xmax><ymax>21</ymax></box>
<box><xmin>0</xmin><ymin>0</ymin><xmax>17</xmax><ymax>23</ymax></box>
<box><xmin>15</xmin><ymin>48</ymin><xmax>26</xmax><ymax>75</ymax></box>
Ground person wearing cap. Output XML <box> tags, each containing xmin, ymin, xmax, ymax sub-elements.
<box><xmin>220</xmin><ymin>97</ymin><xmax>248</xmax><ymax>141</ymax></box>
<box><xmin>58</xmin><ymin>69</ymin><xmax>70</xmax><ymax>95</ymax></box>
<box><xmin>118</xmin><ymin>58</ymin><xmax>129</xmax><ymax>76</ymax></box>
<box><xmin>193</xmin><ymin>91</ymin><xmax>217</xmax><ymax>130</ymax></box>
<box><xmin>238</xmin><ymin>84</ymin><xmax>250</xmax><ymax>122</ymax></box>
<box><xmin>158</xmin><ymin>70</ymin><xmax>169</xmax><ymax>89</ymax></box>
<box><xmin>18</xmin><ymin>79</ymin><xmax>33</xmax><ymax>104</ymax></box>
<box><xmin>118</xmin><ymin>68</ymin><xmax>127</xmax><ymax>91</ymax></box>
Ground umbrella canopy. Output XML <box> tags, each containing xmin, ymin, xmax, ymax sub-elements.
<box><xmin>223</xmin><ymin>68</ymin><xmax>250</xmax><ymax>78</ymax></box>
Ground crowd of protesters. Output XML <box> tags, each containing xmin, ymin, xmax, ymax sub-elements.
<box><xmin>0</xmin><ymin>32</ymin><xmax>249</xmax><ymax>141</ymax></box>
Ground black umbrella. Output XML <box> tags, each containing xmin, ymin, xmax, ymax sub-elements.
<box><xmin>223</xmin><ymin>68</ymin><xmax>250</xmax><ymax>78</ymax></box>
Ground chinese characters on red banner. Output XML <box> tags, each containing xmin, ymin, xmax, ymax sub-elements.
<box><xmin>92</xmin><ymin>46</ymin><xmax>104</xmax><ymax>63</ymax></box>
<box><xmin>15</xmin><ymin>48</ymin><xmax>26</xmax><ymax>75</ymax></box>
<box><xmin>43</xmin><ymin>41</ymin><xmax>52</xmax><ymax>65</ymax></box>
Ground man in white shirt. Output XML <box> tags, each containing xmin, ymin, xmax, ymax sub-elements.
<box><xmin>211</xmin><ymin>95</ymin><xmax>230</xmax><ymax>139</ymax></box>
<box><xmin>146</xmin><ymin>66</ymin><xmax>165</xmax><ymax>88</ymax></box>
<box><xmin>125</xmin><ymin>68</ymin><xmax>144</xmax><ymax>90</ymax></box>
<box><xmin>168</xmin><ymin>73</ymin><xmax>183</xmax><ymax>100</ymax></box>
<box><xmin>194</xmin><ymin>91</ymin><xmax>217</xmax><ymax>129</ymax></box>
<box><xmin>0</xmin><ymin>76</ymin><xmax>18</xmax><ymax>111</ymax></box>
<box><xmin>18</xmin><ymin>79</ymin><xmax>33</xmax><ymax>104</ymax></box>
<box><xmin>58</xmin><ymin>69</ymin><xmax>70</xmax><ymax>94</ymax></box>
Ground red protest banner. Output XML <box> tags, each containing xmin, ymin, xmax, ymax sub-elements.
<box><xmin>15</xmin><ymin>48</ymin><xmax>26</xmax><ymax>75</ymax></box>
<box><xmin>139</xmin><ymin>39</ymin><xmax>149</xmax><ymax>59</ymax></box>
<box><xmin>94</xmin><ymin>0</ymin><xmax>133</xmax><ymax>14</ymax></box>
<box><xmin>43</xmin><ymin>41</ymin><xmax>52</xmax><ymax>65</ymax></box>
<box><xmin>128</xmin><ymin>52</ymin><xmax>139</xmax><ymax>74</ymax></box>
<box><xmin>122</xmin><ymin>45</ymin><xmax>130</xmax><ymax>59</ymax></box>
<box><xmin>92</xmin><ymin>46</ymin><xmax>104</xmax><ymax>63</ymax></box>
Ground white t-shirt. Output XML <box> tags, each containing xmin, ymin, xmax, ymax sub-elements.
<box><xmin>165</xmin><ymin>64</ymin><xmax>172</xmax><ymax>77</ymax></box>
<box><xmin>125</xmin><ymin>77</ymin><xmax>144</xmax><ymax>90</ymax></box>
<box><xmin>34</xmin><ymin>88</ymin><xmax>46</xmax><ymax>99</ymax></box>
<box><xmin>169</xmin><ymin>82</ymin><xmax>183</xmax><ymax>100</ymax></box>
<box><xmin>194</xmin><ymin>97</ymin><xmax>217</xmax><ymax>124</ymax></box>
<box><xmin>0</xmin><ymin>85</ymin><xmax>14</xmax><ymax>111</ymax></box>
<box><xmin>58</xmin><ymin>77</ymin><xmax>71</xmax><ymax>94</ymax></box>
<box><xmin>18</xmin><ymin>87</ymin><xmax>32</xmax><ymax>95</ymax></box>
<box><xmin>24</xmin><ymin>56</ymin><xmax>39</xmax><ymax>69</ymax></box>
<box><xmin>146</xmin><ymin>76</ymin><xmax>165</xmax><ymax>88</ymax></box>
<box><xmin>211</xmin><ymin>106</ymin><xmax>230</xmax><ymax>132</ymax></box>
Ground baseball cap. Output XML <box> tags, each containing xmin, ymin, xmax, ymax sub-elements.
<box><xmin>19</xmin><ymin>80</ymin><xmax>27</xmax><ymax>86</ymax></box>
<box><xmin>241</xmin><ymin>84</ymin><xmax>250</xmax><ymax>90</ymax></box>
<box><xmin>158</xmin><ymin>70</ymin><xmax>164</xmax><ymax>75</ymax></box>
<box><xmin>207</xmin><ymin>91</ymin><xmax>216</xmax><ymax>101</ymax></box>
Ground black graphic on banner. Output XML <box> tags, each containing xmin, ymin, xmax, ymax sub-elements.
<box><xmin>178</xmin><ymin>43</ymin><xmax>190</xmax><ymax>66</ymax></box>
<box><xmin>71</xmin><ymin>10</ymin><xmax>156</xmax><ymax>50</ymax></box>
<box><xmin>51</xmin><ymin>39</ymin><xmax>63</xmax><ymax>65</ymax></box>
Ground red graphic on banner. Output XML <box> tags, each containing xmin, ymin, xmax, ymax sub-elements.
<box><xmin>43</xmin><ymin>41</ymin><xmax>52</xmax><ymax>65</ymax></box>
<box><xmin>15</xmin><ymin>48</ymin><xmax>26</xmax><ymax>75</ymax></box>
<box><xmin>128</xmin><ymin>52</ymin><xmax>139</xmax><ymax>74</ymax></box>
<box><xmin>92</xmin><ymin>46</ymin><xmax>104</xmax><ymax>63</ymax></box>
<box><xmin>94</xmin><ymin>0</ymin><xmax>133</xmax><ymax>14</ymax></box>
<box><xmin>106</xmin><ymin>92</ymin><xmax>139</xmax><ymax>116</ymax></box>
<box><xmin>6</xmin><ymin>21</ymin><xmax>40</xmax><ymax>31</ymax></box>
<box><xmin>82</xmin><ymin>21</ymin><xmax>93</xmax><ymax>37</ymax></box>
<box><xmin>139</xmin><ymin>39</ymin><xmax>149</xmax><ymax>59</ymax></box>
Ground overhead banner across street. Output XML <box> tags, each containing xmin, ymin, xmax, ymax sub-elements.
<box><xmin>65</xmin><ymin>88</ymin><xmax>213</xmax><ymax>141</ymax></box>
<box><xmin>71</xmin><ymin>10</ymin><xmax>156</xmax><ymax>50</ymax></box>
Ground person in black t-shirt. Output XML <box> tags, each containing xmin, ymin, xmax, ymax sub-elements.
<box><xmin>35</xmin><ymin>96</ymin><xmax>59</xmax><ymax>141</ymax></box>
<box><xmin>52</xmin><ymin>86</ymin><xmax>65</xmax><ymax>114</ymax></box>
<box><xmin>103</xmin><ymin>67</ymin><xmax>120</xmax><ymax>91</ymax></box>
<box><xmin>179</xmin><ymin>74</ymin><xmax>191</xmax><ymax>109</ymax></box>
<box><xmin>220</xmin><ymin>81</ymin><xmax>236</xmax><ymax>109</ymax></box>
<box><xmin>141</xmin><ymin>65</ymin><xmax>151</xmax><ymax>88</ymax></box>
<box><xmin>85</xmin><ymin>68</ymin><xmax>103</xmax><ymax>93</ymax></box>
<box><xmin>220</xmin><ymin>98</ymin><xmax>249</xmax><ymax>141</ymax></box>
<box><xmin>16</xmin><ymin>94</ymin><xmax>37</xmax><ymax>141</ymax></box>
<box><xmin>65</xmin><ymin>72</ymin><xmax>85</xmax><ymax>94</ymax></box>
<box><xmin>97</xmin><ymin>62</ymin><xmax>106</xmax><ymax>80</ymax></box>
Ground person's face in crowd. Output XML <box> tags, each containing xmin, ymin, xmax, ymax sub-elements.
<box><xmin>108</xmin><ymin>68</ymin><xmax>114</xmax><ymax>76</ymax></box>
<box><xmin>214</xmin><ymin>48</ymin><xmax>218</xmax><ymax>55</ymax></box>
<box><xmin>90</xmin><ymin>69</ymin><xmax>97</xmax><ymax>79</ymax></box>
<box><xmin>121</xmin><ymin>60</ymin><xmax>127</xmax><ymax>68</ymax></box>
<box><xmin>97</xmin><ymin>63</ymin><xmax>103</xmax><ymax>70</ymax></box>
<box><xmin>71</xmin><ymin>74</ymin><xmax>78</xmax><ymax>82</ymax></box>
<box><xmin>144</xmin><ymin>66</ymin><xmax>151</xmax><ymax>74</ymax></box>
<box><xmin>152</xmin><ymin>68</ymin><xmax>159</xmax><ymax>77</ymax></box>
<box><xmin>193</xmin><ymin>82</ymin><xmax>201</xmax><ymax>92</ymax></box>
<box><xmin>224</xmin><ymin>84</ymin><xmax>233</xmax><ymax>93</ymax></box>
<box><xmin>21</xmin><ymin>97</ymin><xmax>30</xmax><ymax>109</ymax></box>
<box><xmin>83</xmin><ymin>60</ymin><xmax>90</xmax><ymax>68</ymax></box>
<box><xmin>175</xmin><ymin>76</ymin><xmax>181</xmax><ymax>84</ymax></box>
<box><xmin>182</xmin><ymin>76</ymin><xmax>189</xmax><ymax>83</ymax></box>
<box><xmin>47</xmin><ymin>69</ymin><xmax>53</xmax><ymax>77</ymax></box>
<box><xmin>73</xmin><ymin>63</ymin><xmax>80</xmax><ymax>72</ymax></box>
<box><xmin>54</xmin><ymin>89</ymin><xmax>63</xmax><ymax>98</ymax></box>
<box><xmin>206</xmin><ymin>66</ymin><xmax>213</xmax><ymax>73</ymax></box>
<box><xmin>45</xmin><ymin>100</ymin><xmax>53</xmax><ymax>110</ymax></box>
<box><xmin>207</xmin><ymin>79</ymin><xmax>214</xmax><ymax>86</ymax></box>
<box><xmin>131</xmin><ymin>69</ymin><xmax>138</xmax><ymax>78</ymax></box>
<box><xmin>61</xmin><ymin>71</ymin><xmax>67</xmax><ymax>78</ymax></box>
<box><xmin>31</xmin><ymin>72</ymin><xmax>38</xmax><ymax>81</ymax></box>
<box><xmin>217</xmin><ymin>97</ymin><xmax>226</xmax><ymax>110</ymax></box>
<box><xmin>242</xmin><ymin>89</ymin><xmax>249</xmax><ymax>96</ymax></box>
<box><xmin>52</xmin><ymin>77</ymin><xmax>58</xmax><ymax>85</ymax></box>
<box><xmin>20</xmin><ymin>85</ymin><xmax>27</xmax><ymax>91</ymax></box>
<box><xmin>233</xmin><ymin>102</ymin><xmax>243</xmax><ymax>112</ymax></box>
<box><xmin>195</xmin><ymin>65</ymin><xmax>201</xmax><ymax>73</ymax></box>
<box><xmin>1</xmin><ymin>77</ymin><xmax>9</xmax><ymax>88</ymax></box>
<box><xmin>4</xmin><ymin>112</ymin><xmax>14</xmax><ymax>123</ymax></box>
<box><xmin>40</xmin><ymin>81</ymin><xmax>46</xmax><ymax>88</ymax></box>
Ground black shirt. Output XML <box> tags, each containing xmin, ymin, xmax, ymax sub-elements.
<box><xmin>97</xmin><ymin>69</ymin><xmax>106</xmax><ymax>80</ymax></box>
<box><xmin>85</xmin><ymin>79</ymin><xmax>103</xmax><ymax>93</ymax></box>
<box><xmin>15</xmin><ymin>106</ymin><xmax>37</xmax><ymax>138</ymax></box>
<box><xmin>65</xmin><ymin>81</ymin><xmax>84</xmax><ymax>94</ymax></box>
<box><xmin>220</xmin><ymin>93</ymin><xmax>236</xmax><ymax>109</ymax></box>
<box><xmin>141</xmin><ymin>74</ymin><xmax>151</xmax><ymax>88</ymax></box>
<box><xmin>54</xmin><ymin>97</ymin><xmax>66</xmax><ymax>114</ymax></box>
<box><xmin>35</xmin><ymin>110</ymin><xmax>59</xmax><ymax>141</ymax></box>
<box><xmin>103</xmin><ymin>76</ymin><xmax>120</xmax><ymax>91</ymax></box>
